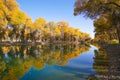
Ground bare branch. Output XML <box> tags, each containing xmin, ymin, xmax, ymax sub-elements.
<box><xmin>104</xmin><ymin>2</ymin><xmax>120</xmax><ymax>8</ymax></box>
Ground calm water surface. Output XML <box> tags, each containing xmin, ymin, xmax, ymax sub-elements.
<box><xmin>1</xmin><ymin>44</ymin><xmax>118</xmax><ymax>80</ymax></box>
<box><xmin>20</xmin><ymin>45</ymin><xmax>97</xmax><ymax>80</ymax></box>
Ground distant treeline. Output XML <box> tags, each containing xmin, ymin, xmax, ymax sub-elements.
<box><xmin>0</xmin><ymin>0</ymin><xmax>91</xmax><ymax>44</ymax></box>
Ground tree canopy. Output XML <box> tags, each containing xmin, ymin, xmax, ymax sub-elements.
<box><xmin>74</xmin><ymin>0</ymin><xmax>120</xmax><ymax>43</ymax></box>
<box><xmin>0</xmin><ymin>0</ymin><xmax>91</xmax><ymax>44</ymax></box>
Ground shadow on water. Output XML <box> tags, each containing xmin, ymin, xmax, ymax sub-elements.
<box><xmin>87</xmin><ymin>44</ymin><xmax>120</xmax><ymax>80</ymax></box>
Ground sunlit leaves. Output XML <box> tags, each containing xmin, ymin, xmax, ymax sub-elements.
<box><xmin>0</xmin><ymin>0</ymin><xmax>91</xmax><ymax>43</ymax></box>
<box><xmin>0</xmin><ymin>19</ymin><xmax>8</xmax><ymax>28</ymax></box>
<box><xmin>55</xmin><ymin>26</ymin><xmax>61</xmax><ymax>36</ymax></box>
<box><xmin>9</xmin><ymin>10</ymin><xmax>27</xmax><ymax>26</ymax></box>
<box><xmin>5</xmin><ymin>0</ymin><xmax>19</xmax><ymax>10</ymax></box>
<box><xmin>24</xmin><ymin>17</ymin><xmax>33</xmax><ymax>28</ymax></box>
<box><xmin>34</xmin><ymin>18</ymin><xmax>46</xmax><ymax>29</ymax></box>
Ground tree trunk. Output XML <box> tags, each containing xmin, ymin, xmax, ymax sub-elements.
<box><xmin>116</xmin><ymin>25</ymin><xmax>120</xmax><ymax>44</ymax></box>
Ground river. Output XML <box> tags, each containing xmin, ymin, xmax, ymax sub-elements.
<box><xmin>0</xmin><ymin>44</ymin><xmax>119</xmax><ymax>80</ymax></box>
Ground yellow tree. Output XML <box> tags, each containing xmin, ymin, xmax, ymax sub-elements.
<box><xmin>0</xmin><ymin>0</ymin><xmax>26</xmax><ymax>42</ymax></box>
<box><xmin>57</xmin><ymin>21</ymin><xmax>69</xmax><ymax>41</ymax></box>
<box><xmin>33</xmin><ymin>18</ymin><xmax>46</xmax><ymax>42</ymax></box>
<box><xmin>24</xmin><ymin>17</ymin><xmax>33</xmax><ymax>41</ymax></box>
<box><xmin>0</xmin><ymin>0</ymin><xmax>8</xmax><ymax>41</ymax></box>
<box><xmin>9</xmin><ymin>10</ymin><xmax>27</xmax><ymax>41</ymax></box>
<box><xmin>54</xmin><ymin>26</ymin><xmax>61</xmax><ymax>41</ymax></box>
<box><xmin>68</xmin><ymin>27</ymin><xmax>75</xmax><ymax>41</ymax></box>
<box><xmin>0</xmin><ymin>0</ymin><xmax>19</xmax><ymax>26</ymax></box>
<box><xmin>34</xmin><ymin>17</ymin><xmax>46</xmax><ymax>29</ymax></box>
<box><xmin>45</xmin><ymin>22</ymin><xmax>56</xmax><ymax>42</ymax></box>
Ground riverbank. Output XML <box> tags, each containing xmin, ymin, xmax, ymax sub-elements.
<box><xmin>0</xmin><ymin>41</ymin><xmax>89</xmax><ymax>46</ymax></box>
<box><xmin>0</xmin><ymin>42</ymin><xmax>42</xmax><ymax>46</ymax></box>
<box><xmin>100</xmin><ymin>44</ymin><xmax>120</xmax><ymax>50</ymax></box>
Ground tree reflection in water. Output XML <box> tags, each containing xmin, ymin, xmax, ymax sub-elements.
<box><xmin>87</xmin><ymin>44</ymin><xmax>120</xmax><ymax>80</ymax></box>
<box><xmin>0</xmin><ymin>44</ymin><xmax>90</xmax><ymax>80</ymax></box>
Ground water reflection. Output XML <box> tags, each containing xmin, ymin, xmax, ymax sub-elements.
<box><xmin>89</xmin><ymin>45</ymin><xmax>120</xmax><ymax>80</ymax></box>
<box><xmin>0</xmin><ymin>44</ymin><xmax>91</xmax><ymax>80</ymax></box>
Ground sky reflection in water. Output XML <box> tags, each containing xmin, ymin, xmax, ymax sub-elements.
<box><xmin>0</xmin><ymin>45</ymin><xmax>98</xmax><ymax>80</ymax></box>
<box><xmin>19</xmin><ymin>45</ymin><xmax>96</xmax><ymax>80</ymax></box>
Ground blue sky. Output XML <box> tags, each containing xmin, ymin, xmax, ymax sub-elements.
<box><xmin>16</xmin><ymin>0</ymin><xmax>94</xmax><ymax>38</ymax></box>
